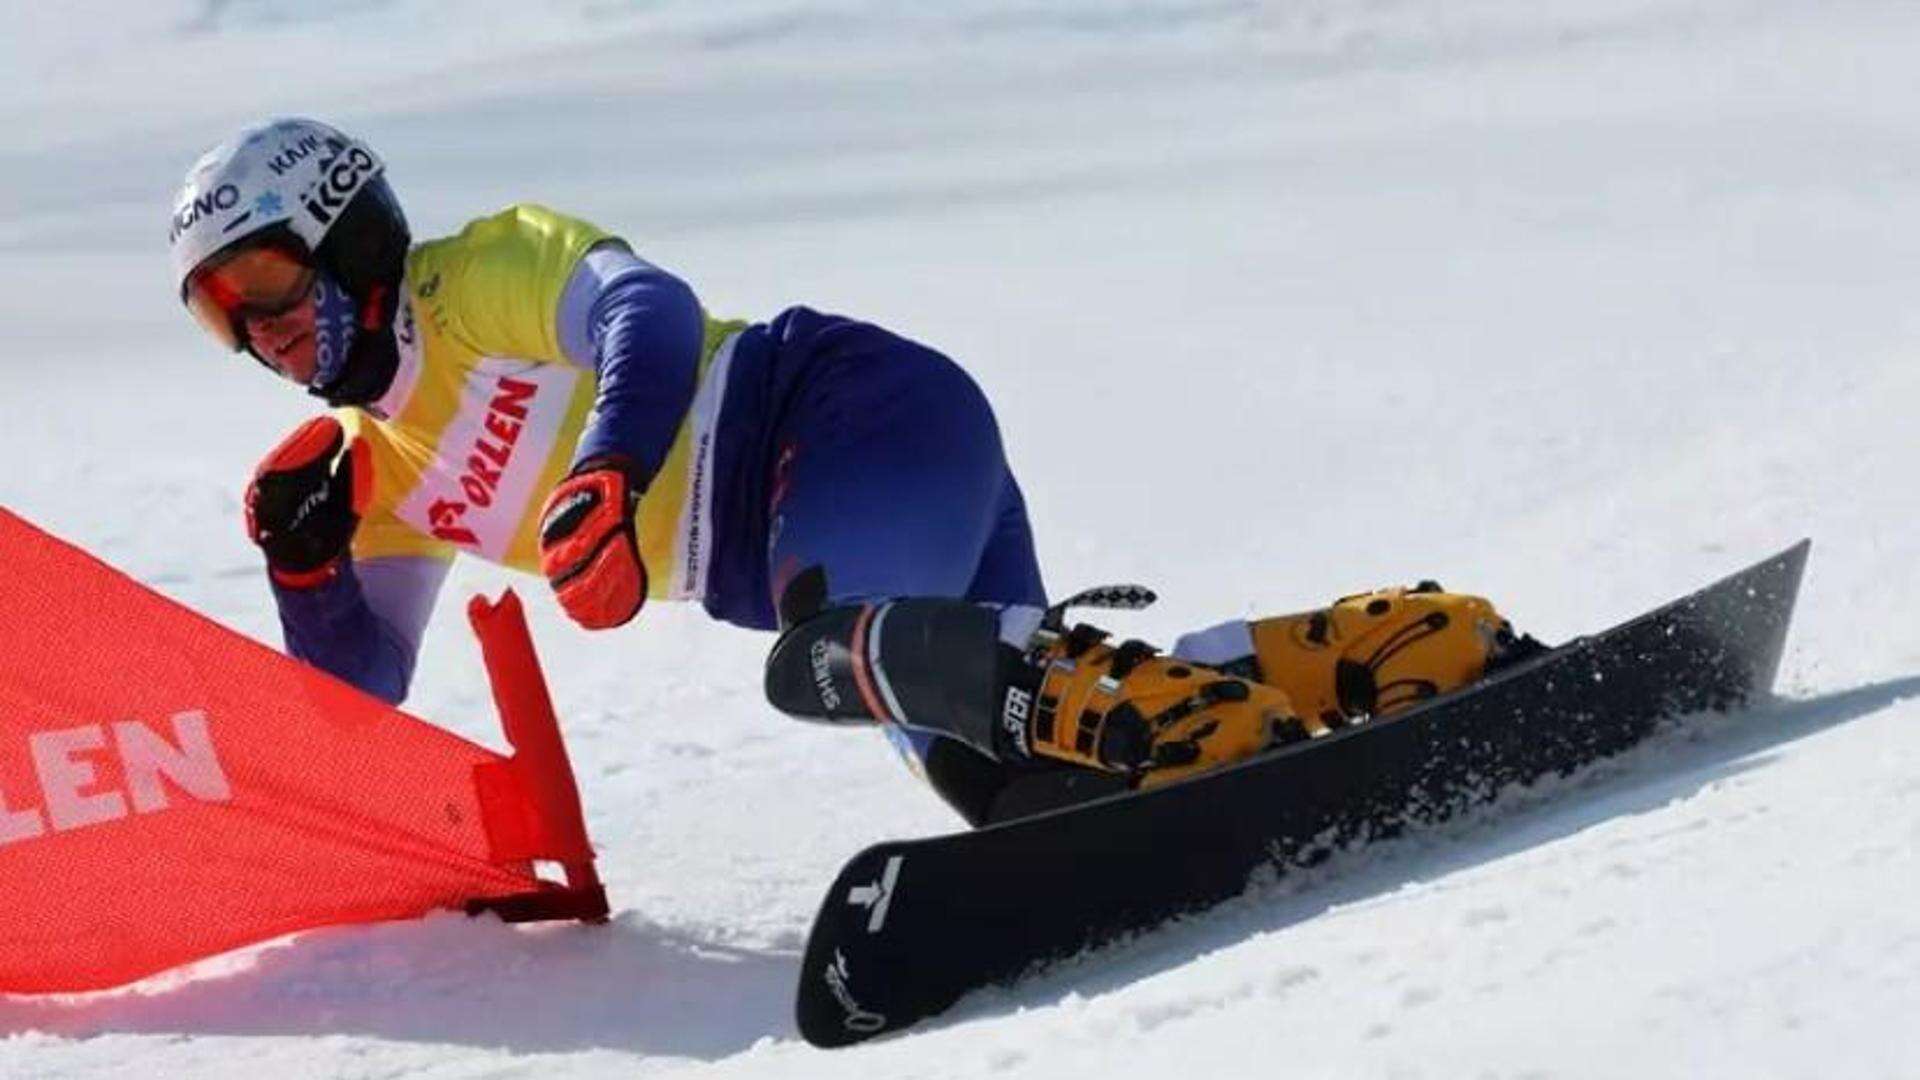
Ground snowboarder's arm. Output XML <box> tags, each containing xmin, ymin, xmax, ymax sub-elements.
<box><xmin>555</xmin><ymin>242</ymin><xmax>704</xmax><ymax>491</ymax></box>
<box><xmin>244</xmin><ymin>414</ymin><xmax>450</xmax><ymax>704</ymax></box>
<box><xmin>272</xmin><ymin>554</ymin><xmax>449</xmax><ymax>704</ymax></box>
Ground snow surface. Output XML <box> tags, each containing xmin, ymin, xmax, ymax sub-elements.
<box><xmin>4</xmin><ymin>1</ymin><xmax>1919</xmax><ymax>1076</ymax></box>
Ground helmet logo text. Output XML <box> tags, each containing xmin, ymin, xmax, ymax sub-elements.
<box><xmin>169</xmin><ymin>183</ymin><xmax>240</xmax><ymax>243</ymax></box>
<box><xmin>266</xmin><ymin>133</ymin><xmax>324</xmax><ymax>177</ymax></box>
<box><xmin>302</xmin><ymin>147</ymin><xmax>377</xmax><ymax>227</ymax></box>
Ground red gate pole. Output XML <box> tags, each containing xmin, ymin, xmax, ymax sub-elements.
<box><xmin>465</xmin><ymin>589</ymin><xmax>609</xmax><ymax>924</ymax></box>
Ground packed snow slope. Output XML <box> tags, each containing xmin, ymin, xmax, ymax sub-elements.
<box><xmin>4</xmin><ymin>1</ymin><xmax>1918</xmax><ymax>1076</ymax></box>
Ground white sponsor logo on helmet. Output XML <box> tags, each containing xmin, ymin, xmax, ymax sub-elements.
<box><xmin>169</xmin><ymin>119</ymin><xmax>385</xmax><ymax>294</ymax></box>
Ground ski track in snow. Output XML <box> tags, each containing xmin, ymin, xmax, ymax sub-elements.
<box><xmin>5</xmin><ymin>2</ymin><xmax>1920</xmax><ymax>1077</ymax></box>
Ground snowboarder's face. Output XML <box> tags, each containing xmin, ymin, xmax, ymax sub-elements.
<box><xmin>243</xmin><ymin>293</ymin><xmax>320</xmax><ymax>385</ymax></box>
<box><xmin>183</xmin><ymin>238</ymin><xmax>323</xmax><ymax>384</ymax></box>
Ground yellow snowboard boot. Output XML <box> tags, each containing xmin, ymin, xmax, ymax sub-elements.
<box><xmin>1177</xmin><ymin>583</ymin><xmax>1536</xmax><ymax>731</ymax></box>
<box><xmin>1017</xmin><ymin>618</ymin><xmax>1321</xmax><ymax>791</ymax></box>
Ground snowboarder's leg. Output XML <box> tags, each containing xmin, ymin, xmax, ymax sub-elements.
<box><xmin>755</xmin><ymin>322</ymin><xmax>1051</xmax><ymax>819</ymax></box>
<box><xmin>765</xmin><ymin>596</ymin><xmax>1308</xmax><ymax>798</ymax></box>
<box><xmin>1171</xmin><ymin>584</ymin><xmax>1540</xmax><ymax>730</ymax></box>
<box><xmin>764</xmin><ymin>326</ymin><xmax>1021</xmax><ymax>611</ymax></box>
<box><xmin>961</xmin><ymin>473</ymin><xmax>1047</xmax><ymax>608</ymax></box>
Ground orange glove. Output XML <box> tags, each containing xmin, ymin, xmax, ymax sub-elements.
<box><xmin>245</xmin><ymin>415</ymin><xmax>371</xmax><ymax>589</ymax></box>
<box><xmin>537</xmin><ymin>457</ymin><xmax>647</xmax><ymax>630</ymax></box>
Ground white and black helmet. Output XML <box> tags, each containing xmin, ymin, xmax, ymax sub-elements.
<box><xmin>171</xmin><ymin>118</ymin><xmax>409</xmax><ymax>403</ymax></box>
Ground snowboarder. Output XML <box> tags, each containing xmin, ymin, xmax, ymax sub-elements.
<box><xmin>172</xmin><ymin>118</ymin><xmax>1526</xmax><ymax>824</ymax></box>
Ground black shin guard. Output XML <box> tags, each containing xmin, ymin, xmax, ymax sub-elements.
<box><xmin>763</xmin><ymin>599</ymin><xmax>1015</xmax><ymax>761</ymax></box>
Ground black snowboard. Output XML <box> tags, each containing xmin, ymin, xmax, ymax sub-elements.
<box><xmin>795</xmin><ymin>542</ymin><xmax>1809</xmax><ymax>1047</ymax></box>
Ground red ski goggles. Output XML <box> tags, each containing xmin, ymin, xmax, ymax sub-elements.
<box><xmin>183</xmin><ymin>237</ymin><xmax>318</xmax><ymax>352</ymax></box>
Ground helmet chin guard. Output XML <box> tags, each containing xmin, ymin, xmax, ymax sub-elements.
<box><xmin>307</xmin><ymin>306</ymin><xmax>401</xmax><ymax>408</ymax></box>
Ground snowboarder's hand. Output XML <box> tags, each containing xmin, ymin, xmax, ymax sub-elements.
<box><xmin>245</xmin><ymin>415</ymin><xmax>371</xmax><ymax>589</ymax></box>
<box><xmin>538</xmin><ymin>457</ymin><xmax>647</xmax><ymax>630</ymax></box>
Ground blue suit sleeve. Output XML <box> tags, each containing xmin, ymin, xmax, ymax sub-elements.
<box><xmin>558</xmin><ymin>243</ymin><xmax>704</xmax><ymax>489</ymax></box>
<box><xmin>271</xmin><ymin>555</ymin><xmax>448</xmax><ymax>705</ymax></box>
